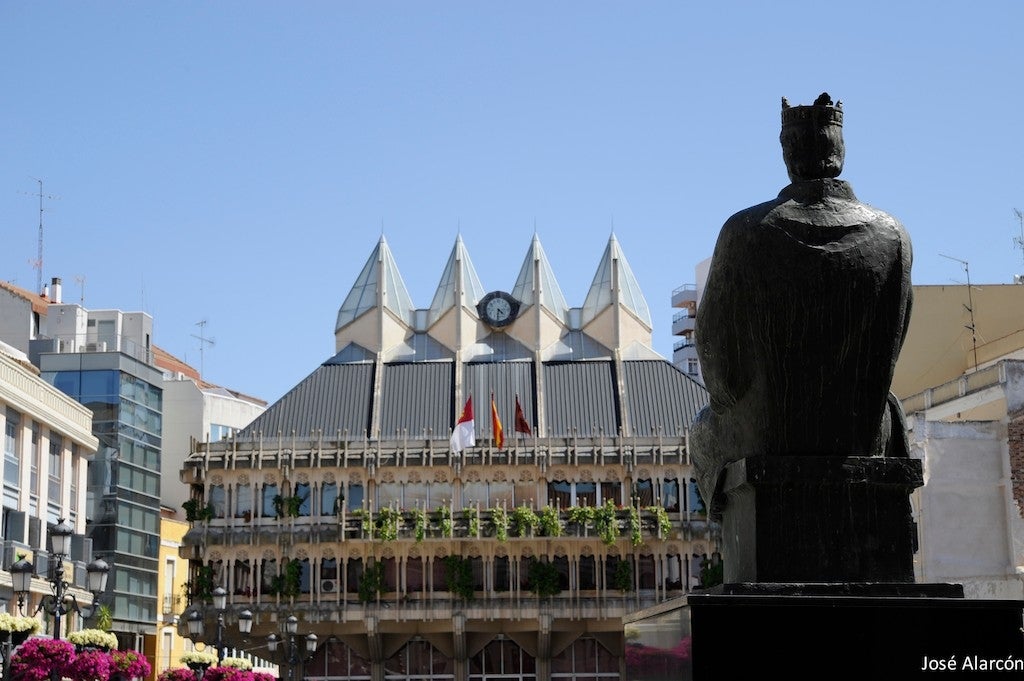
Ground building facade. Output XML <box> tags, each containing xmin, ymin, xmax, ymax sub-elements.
<box><xmin>0</xmin><ymin>339</ymin><xmax>97</xmax><ymax>634</ymax></box>
<box><xmin>894</xmin><ymin>283</ymin><xmax>1024</xmax><ymax>599</ymax></box>
<box><xmin>670</xmin><ymin>258</ymin><xmax>710</xmax><ymax>383</ymax></box>
<box><xmin>181</xmin><ymin>235</ymin><xmax>712</xmax><ymax>681</ymax></box>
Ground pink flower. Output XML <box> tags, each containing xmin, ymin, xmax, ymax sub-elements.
<box><xmin>11</xmin><ymin>638</ymin><xmax>76</xmax><ymax>681</ymax></box>
<box><xmin>158</xmin><ymin>668</ymin><xmax>198</xmax><ymax>681</ymax></box>
<box><xmin>111</xmin><ymin>650</ymin><xmax>153</xmax><ymax>679</ymax></box>
<box><xmin>67</xmin><ymin>649</ymin><xmax>111</xmax><ymax>681</ymax></box>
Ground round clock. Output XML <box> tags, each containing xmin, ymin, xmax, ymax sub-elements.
<box><xmin>478</xmin><ymin>291</ymin><xmax>520</xmax><ymax>328</ymax></box>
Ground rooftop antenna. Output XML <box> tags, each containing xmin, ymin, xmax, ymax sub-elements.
<box><xmin>74</xmin><ymin>275</ymin><xmax>85</xmax><ymax>304</ymax></box>
<box><xmin>939</xmin><ymin>253</ymin><xmax>979</xmax><ymax>372</ymax></box>
<box><xmin>21</xmin><ymin>178</ymin><xmax>59</xmax><ymax>295</ymax></box>
<box><xmin>191</xmin><ymin>320</ymin><xmax>216</xmax><ymax>378</ymax></box>
<box><xmin>1014</xmin><ymin>208</ymin><xmax>1024</xmax><ymax>268</ymax></box>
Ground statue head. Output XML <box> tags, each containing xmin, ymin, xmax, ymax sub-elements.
<box><xmin>780</xmin><ymin>92</ymin><xmax>844</xmax><ymax>182</ymax></box>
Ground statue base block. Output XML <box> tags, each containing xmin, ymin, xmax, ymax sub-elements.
<box><xmin>686</xmin><ymin>584</ymin><xmax>1024</xmax><ymax>677</ymax></box>
<box><xmin>721</xmin><ymin>455</ymin><xmax>923</xmax><ymax>582</ymax></box>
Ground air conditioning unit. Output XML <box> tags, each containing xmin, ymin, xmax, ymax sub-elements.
<box><xmin>320</xmin><ymin>579</ymin><xmax>336</xmax><ymax>593</ymax></box>
<box><xmin>84</xmin><ymin>342</ymin><xmax>107</xmax><ymax>352</ymax></box>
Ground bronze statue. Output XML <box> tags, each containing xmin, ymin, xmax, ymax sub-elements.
<box><xmin>691</xmin><ymin>93</ymin><xmax>913</xmax><ymax>519</ymax></box>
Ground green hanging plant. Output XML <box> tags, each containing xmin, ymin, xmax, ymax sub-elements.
<box><xmin>594</xmin><ymin>500</ymin><xmax>619</xmax><ymax>546</ymax></box>
<box><xmin>611</xmin><ymin>558</ymin><xmax>633</xmax><ymax>592</ymax></box>
<box><xmin>647</xmin><ymin>506</ymin><xmax>672</xmax><ymax>538</ymax></box>
<box><xmin>629</xmin><ymin>506</ymin><xmax>643</xmax><ymax>547</ymax></box>
<box><xmin>351</xmin><ymin>508</ymin><xmax>371</xmax><ymax>536</ymax></box>
<box><xmin>566</xmin><ymin>505</ymin><xmax>595</xmax><ymax>534</ymax></box>
<box><xmin>464</xmin><ymin>508</ymin><xmax>480</xmax><ymax>537</ymax></box>
<box><xmin>539</xmin><ymin>506</ymin><xmax>562</xmax><ymax>538</ymax></box>
<box><xmin>282</xmin><ymin>558</ymin><xmax>302</xmax><ymax>597</ymax></box>
<box><xmin>358</xmin><ymin>560</ymin><xmax>386</xmax><ymax>602</ymax></box>
<box><xmin>436</xmin><ymin>505</ymin><xmax>453</xmax><ymax>538</ymax></box>
<box><xmin>375</xmin><ymin>507</ymin><xmax>401</xmax><ymax>542</ymax></box>
<box><xmin>412</xmin><ymin>507</ymin><xmax>427</xmax><ymax>543</ymax></box>
<box><xmin>526</xmin><ymin>559</ymin><xmax>561</xmax><ymax>598</ymax></box>
<box><xmin>182</xmin><ymin>498</ymin><xmax>214</xmax><ymax>522</ymax></box>
<box><xmin>442</xmin><ymin>555</ymin><xmax>475</xmax><ymax>601</ymax></box>
<box><xmin>510</xmin><ymin>505</ymin><xmax>539</xmax><ymax>538</ymax></box>
<box><xmin>489</xmin><ymin>506</ymin><xmax>509</xmax><ymax>542</ymax></box>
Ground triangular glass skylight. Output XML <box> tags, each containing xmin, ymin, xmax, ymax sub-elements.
<box><xmin>428</xmin><ymin>236</ymin><xmax>486</xmax><ymax>326</ymax></box>
<box><xmin>511</xmin><ymin>234</ymin><xmax>568</xmax><ymax>320</ymax></box>
<box><xmin>335</xmin><ymin>236</ymin><xmax>415</xmax><ymax>331</ymax></box>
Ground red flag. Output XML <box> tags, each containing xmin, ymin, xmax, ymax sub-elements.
<box><xmin>450</xmin><ymin>396</ymin><xmax>475</xmax><ymax>453</ymax></box>
<box><xmin>491</xmin><ymin>393</ymin><xmax>504</xmax><ymax>449</ymax></box>
<box><xmin>514</xmin><ymin>394</ymin><xmax>532</xmax><ymax>435</ymax></box>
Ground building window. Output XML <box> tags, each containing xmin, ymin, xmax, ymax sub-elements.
<box><xmin>320</xmin><ymin>482</ymin><xmax>338</xmax><ymax>516</ymax></box>
<box><xmin>261</xmin><ymin>484</ymin><xmax>278</xmax><ymax>518</ymax></box>
<box><xmin>687</xmin><ymin>357</ymin><xmax>699</xmax><ymax>375</ymax></box>
<box><xmin>346</xmin><ymin>483</ymin><xmax>364</xmax><ymax>512</ymax></box>
<box><xmin>635</xmin><ymin>479</ymin><xmax>654</xmax><ymax>506</ymax></box>
<box><xmin>29</xmin><ymin>423</ymin><xmax>39</xmax><ymax>514</ymax></box>
<box><xmin>209</xmin><ymin>485</ymin><xmax>226</xmax><ymax>518</ymax></box>
<box><xmin>662</xmin><ymin>479</ymin><xmax>680</xmax><ymax>513</ymax></box>
<box><xmin>687</xmin><ymin>479</ymin><xmax>705</xmax><ymax>515</ymax></box>
<box><xmin>306</xmin><ymin>639</ymin><xmax>370</xmax><ymax>680</ymax></box>
<box><xmin>4</xmin><ymin>409</ymin><xmax>21</xmax><ymax>500</ymax></box>
<box><xmin>385</xmin><ymin>641</ymin><xmax>454</xmax><ymax>680</ymax></box>
<box><xmin>48</xmin><ymin>432</ymin><xmax>63</xmax><ymax>520</ymax></box>
<box><xmin>551</xmin><ymin>638</ymin><xmax>619</xmax><ymax>679</ymax></box>
<box><xmin>294</xmin><ymin>483</ymin><xmax>311</xmax><ymax>517</ymax></box>
<box><xmin>235</xmin><ymin>484</ymin><xmax>252</xmax><ymax>519</ymax></box>
<box><xmin>469</xmin><ymin>638</ymin><xmax>536</xmax><ymax>680</ymax></box>
<box><xmin>209</xmin><ymin>424</ymin><xmax>234</xmax><ymax>443</ymax></box>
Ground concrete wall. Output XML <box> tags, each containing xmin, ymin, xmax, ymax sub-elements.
<box><xmin>911</xmin><ymin>418</ymin><xmax>1024</xmax><ymax>599</ymax></box>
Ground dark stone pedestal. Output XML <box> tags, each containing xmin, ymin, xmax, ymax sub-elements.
<box><xmin>721</xmin><ymin>455</ymin><xmax>923</xmax><ymax>582</ymax></box>
<box><xmin>687</xmin><ymin>584</ymin><xmax>1024</xmax><ymax>677</ymax></box>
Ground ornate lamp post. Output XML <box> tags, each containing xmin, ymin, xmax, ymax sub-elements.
<box><xmin>186</xmin><ymin>587</ymin><xmax>252</xmax><ymax>671</ymax></box>
<box><xmin>9</xmin><ymin>519</ymin><xmax>110</xmax><ymax>639</ymax></box>
<box><xmin>267</xmin><ymin>616</ymin><xmax>317</xmax><ymax>681</ymax></box>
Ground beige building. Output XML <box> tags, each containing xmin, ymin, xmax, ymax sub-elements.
<box><xmin>0</xmin><ymin>338</ymin><xmax>98</xmax><ymax>633</ymax></box>
<box><xmin>181</xmin><ymin>235</ymin><xmax>711</xmax><ymax>681</ymax></box>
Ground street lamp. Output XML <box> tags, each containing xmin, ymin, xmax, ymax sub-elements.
<box><xmin>267</xmin><ymin>615</ymin><xmax>317</xmax><ymax>681</ymax></box>
<box><xmin>9</xmin><ymin>519</ymin><xmax>110</xmax><ymax>640</ymax></box>
<box><xmin>186</xmin><ymin>587</ymin><xmax>253</xmax><ymax>667</ymax></box>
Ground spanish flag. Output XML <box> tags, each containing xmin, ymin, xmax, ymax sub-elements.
<box><xmin>491</xmin><ymin>392</ymin><xmax>504</xmax><ymax>449</ymax></box>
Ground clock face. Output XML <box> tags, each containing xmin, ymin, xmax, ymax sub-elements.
<box><xmin>486</xmin><ymin>297</ymin><xmax>512</xmax><ymax>322</ymax></box>
<box><xmin>478</xmin><ymin>291</ymin><xmax>519</xmax><ymax>328</ymax></box>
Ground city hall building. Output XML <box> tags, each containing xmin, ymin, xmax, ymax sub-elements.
<box><xmin>180</xmin><ymin>234</ymin><xmax>712</xmax><ymax>680</ymax></box>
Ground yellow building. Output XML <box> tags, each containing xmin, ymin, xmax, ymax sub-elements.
<box><xmin>150</xmin><ymin>508</ymin><xmax>191</xmax><ymax>681</ymax></box>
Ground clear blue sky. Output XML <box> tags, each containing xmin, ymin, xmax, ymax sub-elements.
<box><xmin>2</xmin><ymin>2</ymin><xmax>1022</xmax><ymax>405</ymax></box>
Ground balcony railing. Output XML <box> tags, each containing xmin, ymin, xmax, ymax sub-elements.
<box><xmin>182</xmin><ymin>506</ymin><xmax>713</xmax><ymax>553</ymax></box>
<box><xmin>182</xmin><ymin>435</ymin><xmax>691</xmax><ymax>485</ymax></box>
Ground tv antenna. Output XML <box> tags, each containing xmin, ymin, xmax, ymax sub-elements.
<box><xmin>20</xmin><ymin>178</ymin><xmax>59</xmax><ymax>295</ymax></box>
<box><xmin>939</xmin><ymin>253</ymin><xmax>979</xmax><ymax>372</ymax></box>
<box><xmin>191</xmin><ymin>319</ymin><xmax>216</xmax><ymax>378</ymax></box>
<box><xmin>1014</xmin><ymin>208</ymin><xmax>1024</xmax><ymax>268</ymax></box>
<box><xmin>74</xmin><ymin>275</ymin><xmax>86</xmax><ymax>304</ymax></box>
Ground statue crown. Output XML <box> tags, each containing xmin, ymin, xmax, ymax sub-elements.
<box><xmin>781</xmin><ymin>92</ymin><xmax>843</xmax><ymax>128</ymax></box>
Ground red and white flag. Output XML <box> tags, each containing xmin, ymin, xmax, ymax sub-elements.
<box><xmin>450</xmin><ymin>396</ymin><xmax>475</xmax><ymax>453</ymax></box>
<box><xmin>514</xmin><ymin>394</ymin><xmax>532</xmax><ymax>435</ymax></box>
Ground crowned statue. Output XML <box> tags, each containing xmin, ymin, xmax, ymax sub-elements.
<box><xmin>690</xmin><ymin>93</ymin><xmax>914</xmax><ymax>522</ymax></box>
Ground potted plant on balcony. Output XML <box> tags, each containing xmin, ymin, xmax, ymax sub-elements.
<box><xmin>510</xmin><ymin>505</ymin><xmax>539</xmax><ymax>538</ymax></box>
<box><xmin>182</xmin><ymin>499</ymin><xmax>214</xmax><ymax>523</ymax></box>
<box><xmin>489</xmin><ymin>506</ymin><xmax>508</xmax><ymax>542</ymax></box>
<box><xmin>538</xmin><ymin>506</ymin><xmax>562</xmax><ymax>538</ymax></box>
